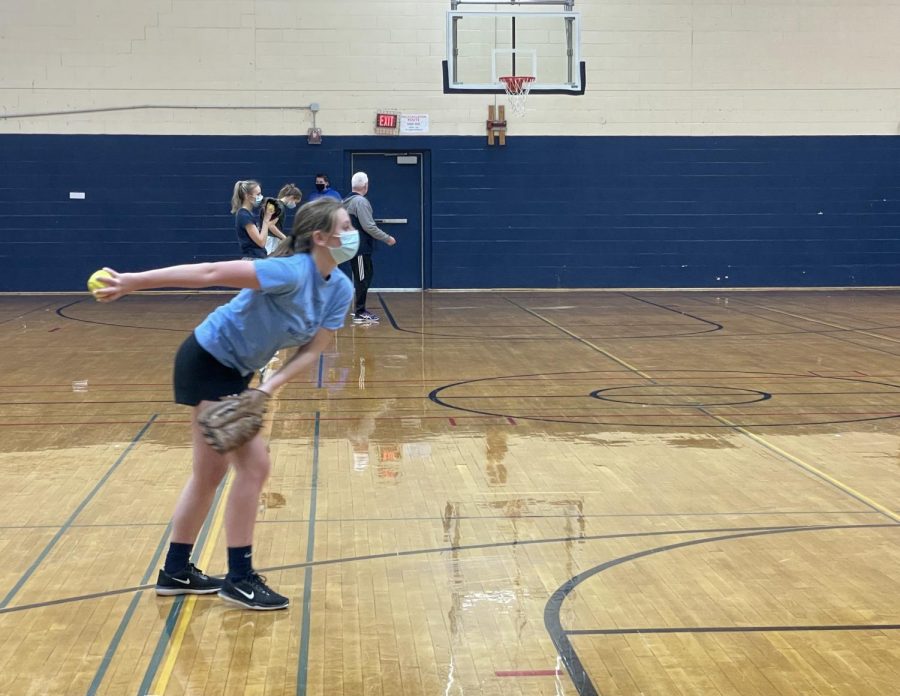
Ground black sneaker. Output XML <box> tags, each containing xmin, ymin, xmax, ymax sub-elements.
<box><xmin>218</xmin><ymin>572</ymin><xmax>289</xmax><ymax>610</ymax></box>
<box><xmin>155</xmin><ymin>563</ymin><xmax>224</xmax><ymax>596</ymax></box>
<box><xmin>357</xmin><ymin>310</ymin><xmax>380</xmax><ymax>323</ymax></box>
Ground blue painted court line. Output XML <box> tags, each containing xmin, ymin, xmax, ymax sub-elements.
<box><xmin>316</xmin><ymin>352</ymin><xmax>324</xmax><ymax>388</ymax></box>
<box><xmin>0</xmin><ymin>414</ymin><xmax>158</xmax><ymax>608</ymax></box>
<box><xmin>85</xmin><ymin>521</ymin><xmax>173</xmax><ymax>696</ymax></box>
<box><xmin>132</xmin><ymin>365</ymin><xmax>325</xmax><ymax>694</ymax></box>
<box><xmin>135</xmin><ymin>477</ymin><xmax>228</xmax><ymax>696</ymax></box>
<box><xmin>136</xmin><ymin>595</ymin><xmax>187</xmax><ymax>695</ymax></box>
<box><xmin>296</xmin><ymin>411</ymin><xmax>322</xmax><ymax>696</ymax></box>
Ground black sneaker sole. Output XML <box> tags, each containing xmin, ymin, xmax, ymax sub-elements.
<box><xmin>155</xmin><ymin>585</ymin><xmax>223</xmax><ymax>596</ymax></box>
<box><xmin>218</xmin><ymin>589</ymin><xmax>289</xmax><ymax>610</ymax></box>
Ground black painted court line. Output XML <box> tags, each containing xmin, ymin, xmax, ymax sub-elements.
<box><xmin>0</xmin><ymin>300</ymin><xmax>58</xmax><ymax>326</ymax></box>
<box><xmin>6</xmin><ymin>385</ymin><xmax>900</xmax><ymax>409</ymax></box>
<box><xmin>674</xmin><ymin>322</ymin><xmax>900</xmax><ymax>341</ymax></box>
<box><xmin>55</xmin><ymin>299</ymin><xmax>191</xmax><ymax>332</ymax></box>
<box><xmin>1</xmin><ymin>510</ymin><xmax>880</xmax><ymax>533</ymax></box>
<box><xmin>0</xmin><ymin>585</ymin><xmax>152</xmax><ymax>614</ymax></box>
<box><xmin>47</xmin><ymin>292</ymin><xmax>900</xmax><ymax>344</ymax></box>
<box><xmin>708</xmin><ymin>408</ymin><xmax>900</xmax><ymax>525</ymax></box>
<box><xmin>255</xmin><ymin>509</ymin><xmax>878</xmax><ymax>523</ymax></box>
<box><xmin>296</xmin><ymin>410</ymin><xmax>322</xmax><ymax>696</ymax></box>
<box><xmin>620</xmin><ymin>293</ymin><xmax>724</xmax><ymax>333</ymax></box>
<box><xmin>428</xmin><ymin>369</ymin><xmax>900</xmax><ymax>428</ymax></box>
<box><xmin>690</xmin><ymin>294</ymin><xmax>900</xmax><ymax>360</ymax></box>
<box><xmin>505</xmin><ymin>294</ymin><xmax>716</xmax><ymax>344</ymax></box>
<box><xmin>3</xmin><ymin>523</ymin><xmax>895</xmax><ymax>617</ymax></box>
<box><xmin>378</xmin><ymin>293</ymin><xmax>718</xmax><ymax>341</ymax></box>
<box><xmin>566</xmin><ymin>624</ymin><xmax>900</xmax><ymax>636</ymax></box>
<box><xmin>8</xmin><ymin>408</ymin><xmax>900</xmax><ymax>428</ymax></box>
<box><xmin>85</xmin><ymin>521</ymin><xmax>173</xmax><ymax>696</ymax></box>
<box><xmin>733</xmin><ymin>296</ymin><xmax>900</xmax><ymax>341</ymax></box>
<box><xmin>544</xmin><ymin>523</ymin><xmax>900</xmax><ymax>696</ymax></box>
<box><xmin>0</xmin><ymin>414</ymin><xmax>158</xmax><ymax>608</ymax></box>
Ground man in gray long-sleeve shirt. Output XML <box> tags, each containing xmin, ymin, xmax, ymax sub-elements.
<box><xmin>343</xmin><ymin>171</ymin><xmax>396</xmax><ymax>324</ymax></box>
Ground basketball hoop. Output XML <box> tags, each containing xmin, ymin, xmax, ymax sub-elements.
<box><xmin>499</xmin><ymin>75</ymin><xmax>535</xmax><ymax>117</ymax></box>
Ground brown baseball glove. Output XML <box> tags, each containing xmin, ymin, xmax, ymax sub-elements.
<box><xmin>197</xmin><ymin>388</ymin><xmax>270</xmax><ymax>453</ymax></box>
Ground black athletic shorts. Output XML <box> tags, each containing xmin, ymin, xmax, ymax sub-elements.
<box><xmin>173</xmin><ymin>332</ymin><xmax>252</xmax><ymax>406</ymax></box>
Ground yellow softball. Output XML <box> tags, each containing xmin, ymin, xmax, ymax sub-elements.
<box><xmin>87</xmin><ymin>269</ymin><xmax>112</xmax><ymax>294</ymax></box>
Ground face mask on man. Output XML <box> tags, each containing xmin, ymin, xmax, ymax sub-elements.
<box><xmin>328</xmin><ymin>230</ymin><xmax>360</xmax><ymax>264</ymax></box>
<box><xmin>285</xmin><ymin>200</ymin><xmax>297</xmax><ymax>209</ymax></box>
<box><xmin>315</xmin><ymin>183</ymin><xmax>326</xmax><ymax>192</ymax></box>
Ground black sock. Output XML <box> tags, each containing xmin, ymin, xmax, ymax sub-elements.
<box><xmin>227</xmin><ymin>545</ymin><xmax>253</xmax><ymax>582</ymax></box>
<box><xmin>163</xmin><ymin>542</ymin><xmax>193</xmax><ymax>574</ymax></box>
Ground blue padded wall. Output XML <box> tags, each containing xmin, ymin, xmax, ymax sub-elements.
<box><xmin>1</xmin><ymin>134</ymin><xmax>897</xmax><ymax>291</ymax></box>
<box><xmin>431</xmin><ymin>135</ymin><xmax>900</xmax><ymax>288</ymax></box>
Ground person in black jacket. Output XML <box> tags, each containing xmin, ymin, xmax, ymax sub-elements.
<box><xmin>263</xmin><ymin>183</ymin><xmax>302</xmax><ymax>255</ymax></box>
<box><xmin>342</xmin><ymin>172</ymin><xmax>396</xmax><ymax>324</ymax></box>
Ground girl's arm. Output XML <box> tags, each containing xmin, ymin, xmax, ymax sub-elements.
<box><xmin>244</xmin><ymin>207</ymin><xmax>277</xmax><ymax>247</ymax></box>
<box><xmin>93</xmin><ymin>260</ymin><xmax>260</xmax><ymax>302</ymax></box>
<box><xmin>257</xmin><ymin>328</ymin><xmax>335</xmax><ymax>395</ymax></box>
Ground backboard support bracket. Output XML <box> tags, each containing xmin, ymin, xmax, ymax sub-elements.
<box><xmin>486</xmin><ymin>104</ymin><xmax>507</xmax><ymax>146</ymax></box>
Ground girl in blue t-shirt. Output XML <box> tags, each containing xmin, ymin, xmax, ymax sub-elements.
<box><xmin>231</xmin><ymin>179</ymin><xmax>277</xmax><ymax>259</ymax></box>
<box><xmin>93</xmin><ymin>198</ymin><xmax>357</xmax><ymax>610</ymax></box>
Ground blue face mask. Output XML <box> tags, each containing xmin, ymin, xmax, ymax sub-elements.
<box><xmin>253</xmin><ymin>194</ymin><xmax>263</xmax><ymax>206</ymax></box>
<box><xmin>329</xmin><ymin>230</ymin><xmax>360</xmax><ymax>264</ymax></box>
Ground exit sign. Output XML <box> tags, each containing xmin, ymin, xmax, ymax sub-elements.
<box><xmin>375</xmin><ymin>110</ymin><xmax>400</xmax><ymax>135</ymax></box>
<box><xmin>376</xmin><ymin>112</ymin><xmax>398</xmax><ymax>129</ymax></box>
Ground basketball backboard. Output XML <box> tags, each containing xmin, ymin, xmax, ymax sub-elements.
<box><xmin>443</xmin><ymin>0</ymin><xmax>585</xmax><ymax>95</ymax></box>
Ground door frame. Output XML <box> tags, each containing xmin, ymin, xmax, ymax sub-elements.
<box><xmin>345</xmin><ymin>150</ymin><xmax>431</xmax><ymax>290</ymax></box>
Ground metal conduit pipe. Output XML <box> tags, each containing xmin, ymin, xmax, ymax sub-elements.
<box><xmin>0</xmin><ymin>102</ymin><xmax>321</xmax><ymax>123</ymax></box>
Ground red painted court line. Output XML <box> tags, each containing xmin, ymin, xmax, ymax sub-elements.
<box><xmin>48</xmin><ymin>327</ymin><xmax>60</xmax><ymax>332</ymax></box>
<box><xmin>3</xmin><ymin>409</ymin><xmax>900</xmax><ymax>428</ymax></box>
<box><xmin>495</xmin><ymin>669</ymin><xmax>561</xmax><ymax>677</ymax></box>
<box><xmin>507</xmin><ymin>416</ymin><xmax>517</xmax><ymax>425</ymax></box>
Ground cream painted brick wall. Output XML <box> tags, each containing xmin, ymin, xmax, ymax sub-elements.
<box><xmin>1</xmin><ymin>0</ymin><xmax>898</xmax><ymax>135</ymax></box>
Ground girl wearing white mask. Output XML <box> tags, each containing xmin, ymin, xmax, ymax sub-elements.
<box><xmin>231</xmin><ymin>179</ymin><xmax>276</xmax><ymax>260</ymax></box>
<box><xmin>263</xmin><ymin>183</ymin><xmax>303</xmax><ymax>255</ymax></box>
<box><xmin>91</xmin><ymin>198</ymin><xmax>357</xmax><ymax>610</ymax></box>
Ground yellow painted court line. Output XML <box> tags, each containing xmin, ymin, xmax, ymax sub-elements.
<box><xmin>518</xmin><ymin>297</ymin><xmax>898</xmax><ymax>522</ymax></box>
<box><xmin>518</xmin><ymin>306</ymin><xmax>654</xmax><ymax>380</ymax></box>
<box><xmin>150</xmin><ymin>474</ymin><xmax>233</xmax><ymax>696</ymax></box>
<box><xmin>717</xmin><ymin>417</ymin><xmax>900</xmax><ymax>523</ymax></box>
<box><xmin>740</xmin><ymin>300</ymin><xmax>900</xmax><ymax>345</ymax></box>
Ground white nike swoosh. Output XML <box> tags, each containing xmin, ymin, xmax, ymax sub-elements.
<box><xmin>172</xmin><ymin>577</ymin><xmax>191</xmax><ymax>585</ymax></box>
<box><xmin>236</xmin><ymin>588</ymin><xmax>255</xmax><ymax>600</ymax></box>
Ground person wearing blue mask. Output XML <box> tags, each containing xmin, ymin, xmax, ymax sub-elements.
<box><xmin>263</xmin><ymin>183</ymin><xmax>303</xmax><ymax>255</ymax></box>
<box><xmin>231</xmin><ymin>179</ymin><xmax>277</xmax><ymax>259</ymax></box>
<box><xmin>91</xmin><ymin>198</ymin><xmax>356</xmax><ymax>610</ymax></box>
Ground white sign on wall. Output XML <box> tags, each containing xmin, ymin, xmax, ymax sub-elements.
<box><xmin>400</xmin><ymin>114</ymin><xmax>429</xmax><ymax>133</ymax></box>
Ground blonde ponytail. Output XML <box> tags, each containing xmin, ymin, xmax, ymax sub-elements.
<box><xmin>230</xmin><ymin>179</ymin><xmax>260</xmax><ymax>214</ymax></box>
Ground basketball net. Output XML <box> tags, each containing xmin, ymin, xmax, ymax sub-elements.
<box><xmin>500</xmin><ymin>75</ymin><xmax>535</xmax><ymax>117</ymax></box>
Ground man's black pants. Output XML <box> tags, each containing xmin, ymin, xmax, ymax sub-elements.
<box><xmin>351</xmin><ymin>254</ymin><xmax>374</xmax><ymax>314</ymax></box>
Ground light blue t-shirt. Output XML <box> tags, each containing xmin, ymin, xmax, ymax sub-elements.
<box><xmin>194</xmin><ymin>254</ymin><xmax>353</xmax><ymax>375</ymax></box>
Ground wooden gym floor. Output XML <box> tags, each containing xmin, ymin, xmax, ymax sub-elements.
<box><xmin>0</xmin><ymin>289</ymin><xmax>898</xmax><ymax>696</ymax></box>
